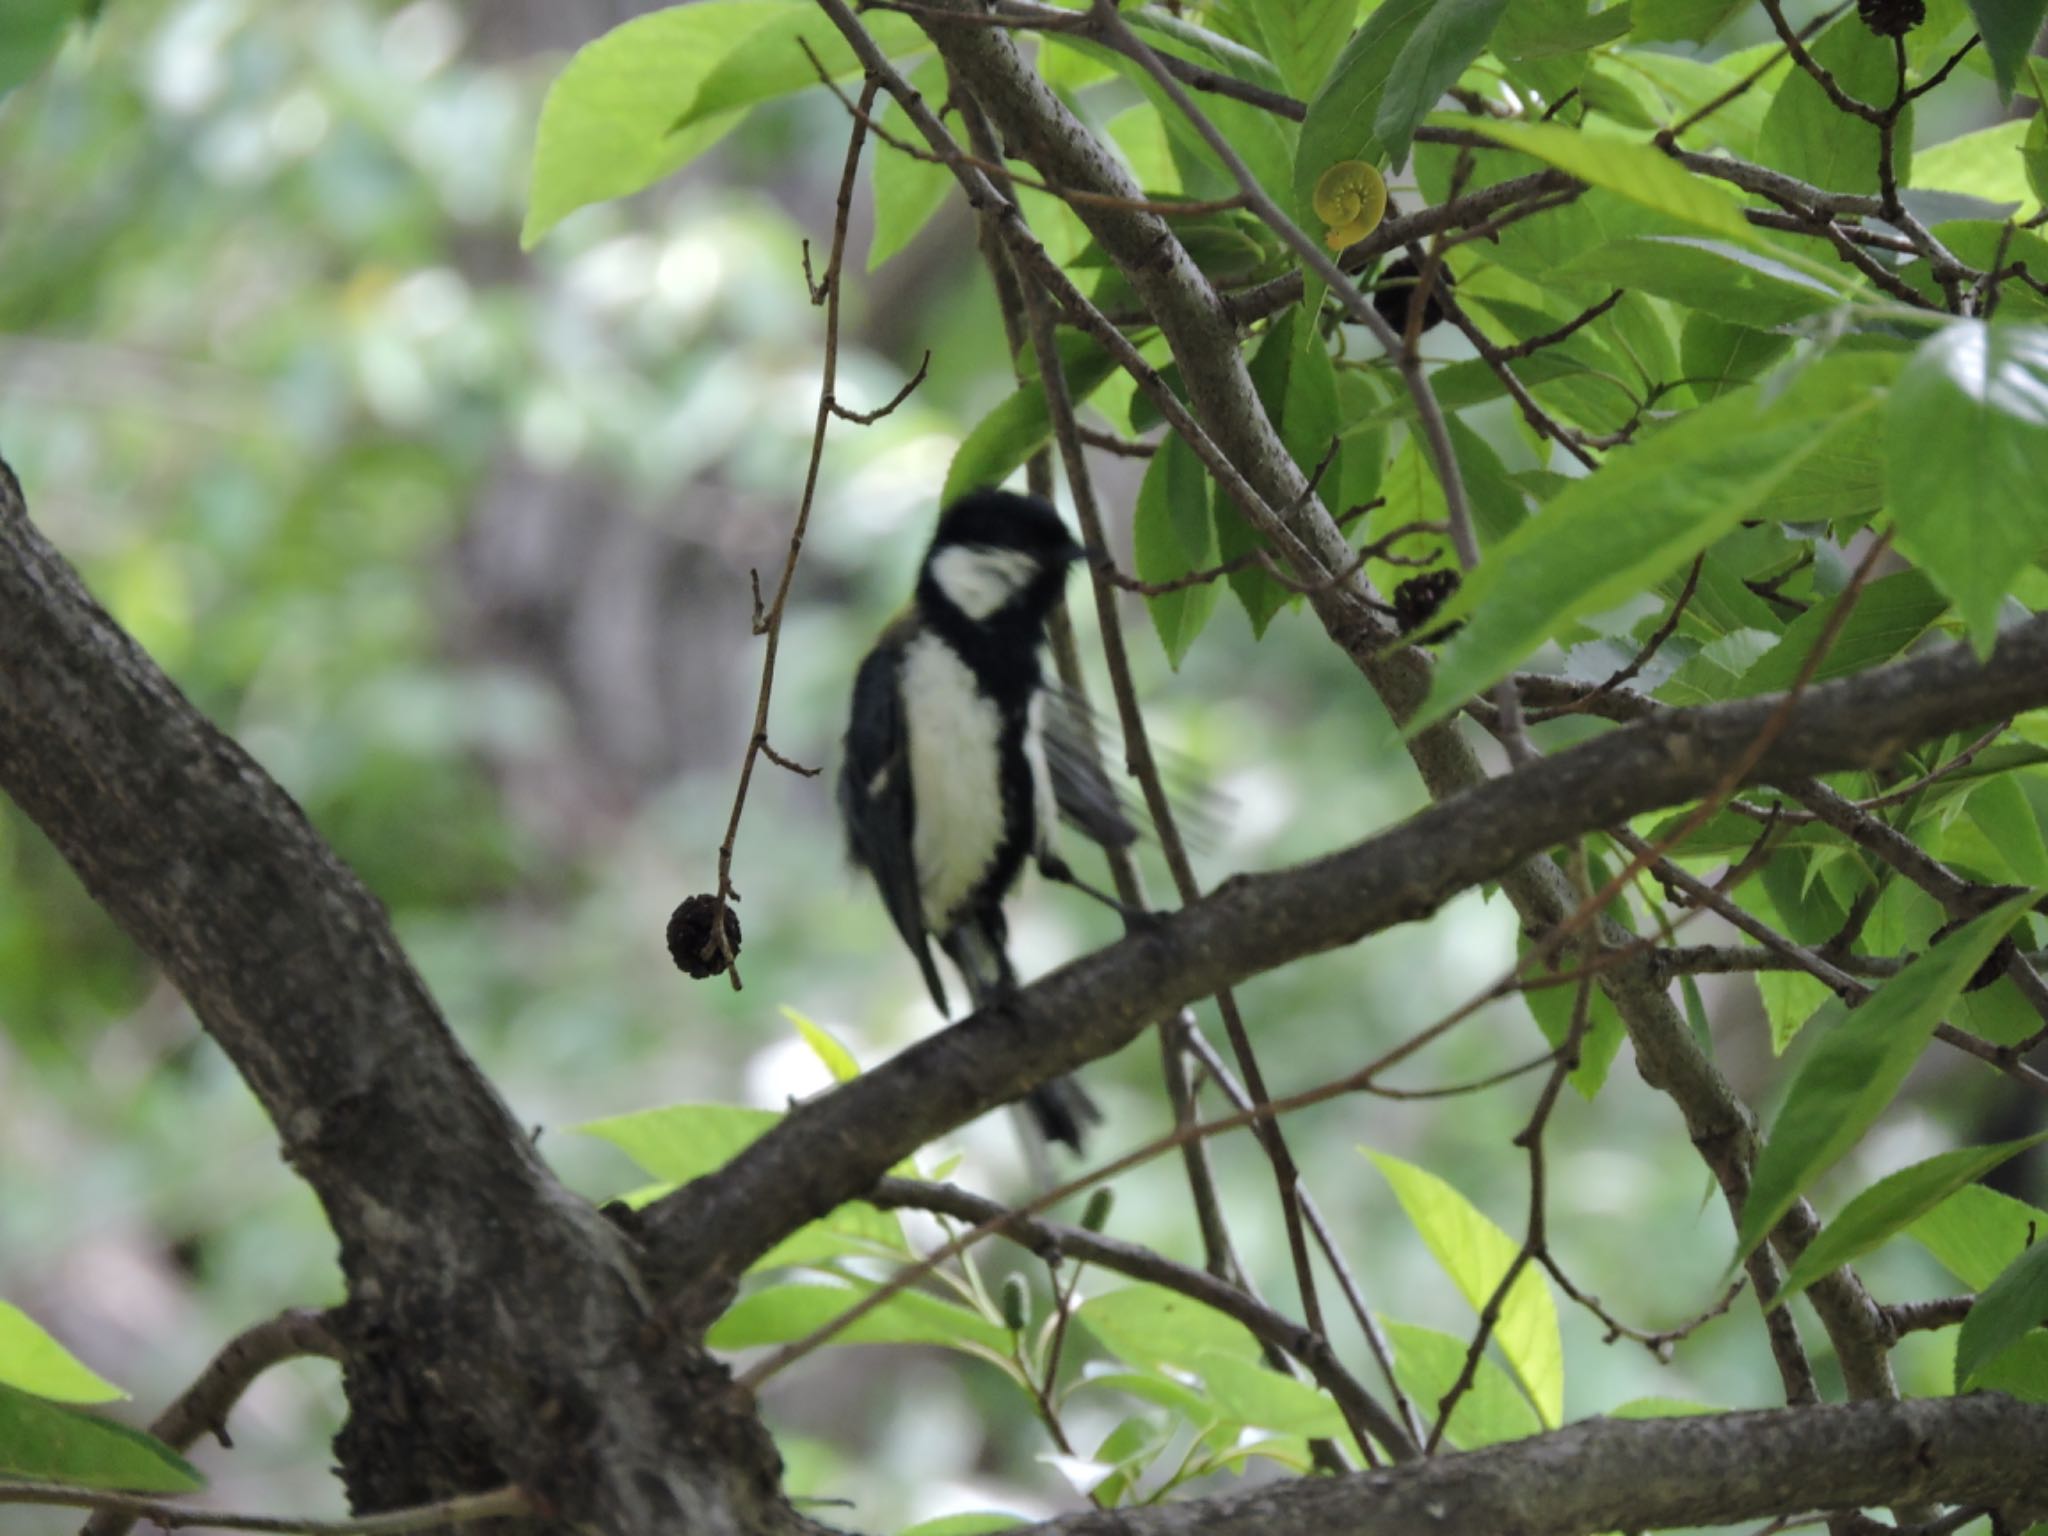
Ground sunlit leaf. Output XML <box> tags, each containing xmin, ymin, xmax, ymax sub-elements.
<box><xmin>679</xmin><ymin>9</ymin><xmax>925</xmax><ymax>128</ymax></box>
<box><xmin>0</xmin><ymin>1300</ymin><xmax>124</xmax><ymax>1404</ymax></box>
<box><xmin>1912</xmin><ymin>1184</ymin><xmax>2048</xmax><ymax>1292</ymax></box>
<box><xmin>1196</xmin><ymin>1350</ymin><xmax>1346</xmax><ymax>1437</ymax></box>
<box><xmin>1367</xmin><ymin>1150</ymin><xmax>1562</xmax><ymax>1425</ymax></box>
<box><xmin>1383</xmin><ymin>1320</ymin><xmax>1542</xmax><ymax>1448</ymax></box>
<box><xmin>524</xmin><ymin>2</ymin><xmax>781</xmax><ymax>245</ymax></box>
<box><xmin>1776</xmin><ymin>1135</ymin><xmax>2048</xmax><ymax>1306</ymax></box>
<box><xmin>1078</xmin><ymin>1282</ymin><xmax>1261</xmax><ymax>1370</ymax></box>
<box><xmin>1734</xmin><ymin>893</ymin><xmax>2039</xmax><ymax>1263</ymax></box>
<box><xmin>1374</xmin><ymin>0</ymin><xmax>1510</xmax><ymax>170</ymax></box>
<box><xmin>1458</xmin><ymin>118</ymin><xmax>1754</xmax><ymax>241</ymax></box>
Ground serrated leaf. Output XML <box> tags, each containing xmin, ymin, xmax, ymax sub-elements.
<box><xmin>1889</xmin><ymin>321</ymin><xmax>2048</xmax><ymax>651</ymax></box>
<box><xmin>1957</xmin><ymin>1235</ymin><xmax>2048</xmax><ymax>1388</ymax></box>
<box><xmin>1682</xmin><ymin>314</ymin><xmax>1798</xmax><ymax>403</ymax></box>
<box><xmin>0</xmin><ymin>1300</ymin><xmax>124</xmax><ymax>1404</ymax></box>
<box><xmin>524</xmin><ymin>2</ymin><xmax>781</xmax><ymax>246</ymax></box>
<box><xmin>1459</xmin><ymin>118</ymin><xmax>1753</xmax><ymax>242</ymax></box>
<box><xmin>1776</xmin><ymin>1134</ymin><xmax>2048</xmax><ymax>1306</ymax></box>
<box><xmin>1374</xmin><ymin>0</ymin><xmax>1510</xmax><ymax>170</ymax></box>
<box><xmin>943</xmin><ymin>332</ymin><xmax>1119</xmax><ymax>504</ymax></box>
<box><xmin>1912</xmin><ymin>1184</ymin><xmax>2048</xmax><ymax>1290</ymax></box>
<box><xmin>1078</xmin><ymin>1282</ymin><xmax>1261</xmax><ymax>1370</ymax></box>
<box><xmin>1736</xmin><ymin>568</ymin><xmax>1948</xmax><ymax>696</ymax></box>
<box><xmin>1734</xmin><ymin>893</ymin><xmax>2040</xmax><ymax>1264</ymax></box>
<box><xmin>1966</xmin><ymin>0</ymin><xmax>2048</xmax><ymax>100</ymax></box>
<box><xmin>709</xmin><ymin>1281</ymin><xmax>1013</xmax><ymax>1358</ymax></box>
<box><xmin>1554</xmin><ymin>237</ymin><xmax>1841</xmax><ymax>328</ymax></box>
<box><xmin>1133</xmin><ymin>433</ymin><xmax>1221</xmax><ymax>667</ymax></box>
<box><xmin>1249</xmin><ymin>0</ymin><xmax>1353</xmax><ymax>97</ymax></box>
<box><xmin>678</xmin><ymin>9</ymin><xmax>925</xmax><ymax>129</ymax></box>
<box><xmin>1232</xmin><ymin>309</ymin><xmax>1338</xmax><ymax>634</ymax></box>
<box><xmin>0</xmin><ymin>1384</ymin><xmax>201</xmax><ymax>1492</ymax></box>
<box><xmin>1367</xmin><ymin>1150</ymin><xmax>1562</xmax><ymax>1425</ymax></box>
<box><xmin>1410</xmin><ymin>354</ymin><xmax>1887</xmax><ymax>735</ymax></box>
<box><xmin>1382</xmin><ymin>1320</ymin><xmax>1542</xmax><ymax>1448</ymax></box>
<box><xmin>1296</xmin><ymin>0</ymin><xmax>1439</xmax><ymax>211</ymax></box>
<box><xmin>1758</xmin><ymin>16</ymin><xmax>1911</xmax><ymax>197</ymax></box>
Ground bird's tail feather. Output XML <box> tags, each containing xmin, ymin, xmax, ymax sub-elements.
<box><xmin>945</xmin><ymin>916</ymin><xmax>1100</xmax><ymax>1153</ymax></box>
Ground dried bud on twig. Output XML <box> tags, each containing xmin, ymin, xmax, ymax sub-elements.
<box><xmin>667</xmin><ymin>893</ymin><xmax>741</xmax><ymax>979</ymax></box>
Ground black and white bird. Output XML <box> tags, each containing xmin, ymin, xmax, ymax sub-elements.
<box><xmin>838</xmin><ymin>489</ymin><xmax>1137</xmax><ymax>1150</ymax></box>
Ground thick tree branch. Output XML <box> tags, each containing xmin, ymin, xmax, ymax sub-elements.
<box><xmin>645</xmin><ymin>614</ymin><xmax>2048</xmax><ymax>1300</ymax></box>
<box><xmin>1022</xmin><ymin>1396</ymin><xmax>2048</xmax><ymax>1536</ymax></box>
<box><xmin>0</xmin><ymin>461</ymin><xmax>791</xmax><ymax>1532</ymax></box>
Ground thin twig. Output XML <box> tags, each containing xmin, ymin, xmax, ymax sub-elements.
<box><xmin>1</xmin><ymin>1483</ymin><xmax>527</xmax><ymax>1535</ymax></box>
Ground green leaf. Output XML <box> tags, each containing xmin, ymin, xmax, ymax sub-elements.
<box><xmin>1133</xmin><ymin>433</ymin><xmax>1221</xmax><ymax>667</ymax></box>
<box><xmin>1610</xmin><ymin>1396</ymin><xmax>1718</xmax><ymax>1417</ymax></box>
<box><xmin>0</xmin><ymin>1300</ymin><xmax>124</xmax><ymax>1404</ymax></box>
<box><xmin>1410</xmin><ymin>355</ymin><xmax>1887</xmax><ymax>735</ymax></box>
<box><xmin>1888</xmin><ymin>321</ymin><xmax>2048</xmax><ymax>651</ymax></box>
<box><xmin>1494</xmin><ymin>0</ymin><xmax>1631</xmax><ymax>61</ymax></box>
<box><xmin>1958</xmin><ymin>1235</ymin><xmax>2048</xmax><ymax>1388</ymax></box>
<box><xmin>1775</xmin><ymin>1135</ymin><xmax>2048</xmax><ymax>1306</ymax></box>
<box><xmin>1913</xmin><ymin>1184</ymin><xmax>2048</xmax><ymax>1291</ymax></box>
<box><xmin>943</xmin><ymin>333</ymin><xmax>1119</xmax><ymax>505</ymax></box>
<box><xmin>1383</xmin><ymin>1320</ymin><xmax>1542</xmax><ymax>1448</ymax></box>
<box><xmin>709</xmin><ymin>1281</ymin><xmax>1013</xmax><ymax>1358</ymax></box>
<box><xmin>1520</xmin><ymin>942</ymin><xmax>1627</xmax><ymax>1100</ymax></box>
<box><xmin>1735</xmin><ymin>569</ymin><xmax>1948</xmax><ymax>696</ymax></box>
<box><xmin>0</xmin><ymin>0</ymin><xmax>79</xmax><ymax>99</ymax></box>
<box><xmin>1553</xmin><ymin>237</ymin><xmax>1841</xmax><ymax>328</ymax></box>
<box><xmin>0</xmin><ymin>1384</ymin><xmax>201</xmax><ymax>1492</ymax></box>
<box><xmin>524</xmin><ymin>2</ymin><xmax>780</xmax><ymax>246</ymax></box>
<box><xmin>1967</xmin><ymin>775</ymin><xmax>2048</xmax><ymax>886</ymax></box>
<box><xmin>1297</xmin><ymin>0</ymin><xmax>1440</xmax><ymax>205</ymax></box>
<box><xmin>896</xmin><ymin>1515</ymin><xmax>1024</xmax><ymax>1536</ymax></box>
<box><xmin>784</xmin><ymin>1006</ymin><xmax>860</xmax><ymax>1083</ymax></box>
<box><xmin>1911</xmin><ymin>118</ymin><xmax>2035</xmax><ymax>210</ymax></box>
<box><xmin>1374</xmin><ymin>0</ymin><xmax>1511</xmax><ymax>171</ymax></box>
<box><xmin>1681</xmin><ymin>315</ymin><xmax>1797</xmax><ymax>403</ymax></box>
<box><xmin>1758</xmin><ymin>16</ymin><xmax>1912</xmax><ymax>197</ymax></box>
<box><xmin>1249</xmin><ymin>0</ymin><xmax>1353</xmax><ymax>98</ymax></box>
<box><xmin>679</xmin><ymin>9</ymin><xmax>925</xmax><ymax>129</ymax></box>
<box><xmin>1367</xmin><ymin>1150</ymin><xmax>1562</xmax><ymax>1425</ymax></box>
<box><xmin>1195</xmin><ymin>1350</ymin><xmax>1347</xmax><ymax>1437</ymax></box>
<box><xmin>1965</xmin><ymin>0</ymin><xmax>2048</xmax><ymax>100</ymax></box>
<box><xmin>1630</xmin><ymin>0</ymin><xmax>1751</xmax><ymax>44</ymax></box>
<box><xmin>1971</xmin><ymin>1330</ymin><xmax>2048</xmax><ymax>1403</ymax></box>
<box><xmin>1734</xmin><ymin>892</ymin><xmax>2039</xmax><ymax>1264</ymax></box>
<box><xmin>1233</xmin><ymin>309</ymin><xmax>1338</xmax><ymax>634</ymax></box>
<box><xmin>1459</xmin><ymin>118</ymin><xmax>1754</xmax><ymax>242</ymax></box>
<box><xmin>576</xmin><ymin>1103</ymin><xmax>909</xmax><ymax>1267</ymax></box>
<box><xmin>1078</xmin><ymin>1282</ymin><xmax>1261</xmax><ymax>1370</ymax></box>
<box><xmin>868</xmin><ymin>57</ymin><xmax>954</xmax><ymax>272</ymax></box>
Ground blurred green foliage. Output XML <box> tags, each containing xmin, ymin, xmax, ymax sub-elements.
<box><xmin>3</xmin><ymin>1</ymin><xmax>2043</xmax><ymax>1532</ymax></box>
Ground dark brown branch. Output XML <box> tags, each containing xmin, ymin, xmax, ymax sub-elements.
<box><xmin>1023</xmin><ymin>1396</ymin><xmax>2048</xmax><ymax>1536</ymax></box>
<box><xmin>8</xmin><ymin>1483</ymin><xmax>527</xmax><ymax>1535</ymax></box>
<box><xmin>869</xmin><ymin>1178</ymin><xmax>1418</xmax><ymax>1460</ymax></box>
<box><xmin>84</xmin><ymin>1309</ymin><xmax>343</xmax><ymax>1536</ymax></box>
<box><xmin>642</xmin><ymin>612</ymin><xmax>2048</xmax><ymax>1302</ymax></box>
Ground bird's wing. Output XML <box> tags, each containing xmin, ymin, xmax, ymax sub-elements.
<box><xmin>1040</xmin><ymin>685</ymin><xmax>1228</xmax><ymax>852</ymax></box>
<box><xmin>840</xmin><ymin>623</ymin><xmax>951</xmax><ymax>1013</ymax></box>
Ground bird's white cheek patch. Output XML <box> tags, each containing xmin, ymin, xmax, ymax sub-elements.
<box><xmin>902</xmin><ymin>635</ymin><xmax>1008</xmax><ymax>927</ymax></box>
<box><xmin>930</xmin><ymin>544</ymin><xmax>1039</xmax><ymax>620</ymax></box>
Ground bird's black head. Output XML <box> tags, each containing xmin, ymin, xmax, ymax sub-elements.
<box><xmin>918</xmin><ymin>489</ymin><xmax>1084</xmax><ymax>630</ymax></box>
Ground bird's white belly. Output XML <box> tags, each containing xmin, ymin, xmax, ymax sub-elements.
<box><xmin>902</xmin><ymin>634</ymin><xmax>1013</xmax><ymax>928</ymax></box>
